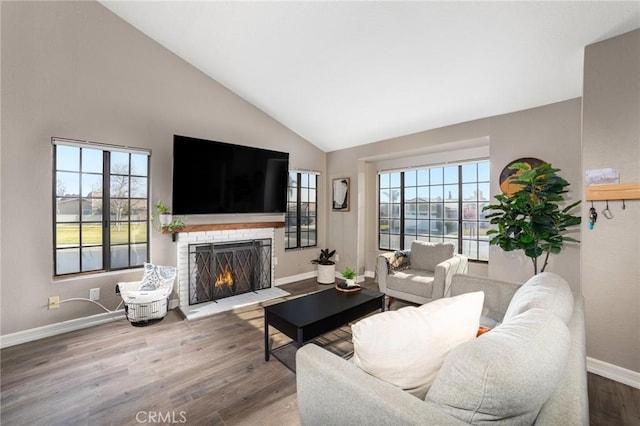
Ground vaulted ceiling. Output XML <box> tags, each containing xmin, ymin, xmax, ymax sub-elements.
<box><xmin>100</xmin><ymin>1</ymin><xmax>640</xmax><ymax>152</ymax></box>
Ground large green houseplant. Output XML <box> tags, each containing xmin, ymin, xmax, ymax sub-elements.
<box><xmin>483</xmin><ymin>162</ymin><xmax>581</xmax><ymax>275</ymax></box>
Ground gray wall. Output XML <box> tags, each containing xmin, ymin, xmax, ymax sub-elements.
<box><xmin>0</xmin><ymin>1</ymin><xmax>325</xmax><ymax>334</ymax></box>
<box><xmin>582</xmin><ymin>29</ymin><xmax>640</xmax><ymax>374</ymax></box>
<box><xmin>326</xmin><ymin>98</ymin><xmax>583</xmax><ymax>290</ymax></box>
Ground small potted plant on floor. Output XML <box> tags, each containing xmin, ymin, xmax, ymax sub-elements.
<box><xmin>311</xmin><ymin>249</ymin><xmax>336</xmax><ymax>284</ymax></box>
<box><xmin>341</xmin><ymin>266</ymin><xmax>357</xmax><ymax>287</ymax></box>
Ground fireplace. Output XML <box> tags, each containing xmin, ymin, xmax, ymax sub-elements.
<box><xmin>175</xmin><ymin>223</ymin><xmax>287</xmax><ymax>320</ymax></box>
<box><xmin>188</xmin><ymin>239</ymin><xmax>272</xmax><ymax>305</ymax></box>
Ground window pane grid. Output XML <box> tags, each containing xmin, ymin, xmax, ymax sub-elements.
<box><xmin>54</xmin><ymin>141</ymin><xmax>149</xmax><ymax>276</ymax></box>
<box><xmin>286</xmin><ymin>172</ymin><xmax>318</xmax><ymax>250</ymax></box>
<box><xmin>378</xmin><ymin>160</ymin><xmax>489</xmax><ymax>261</ymax></box>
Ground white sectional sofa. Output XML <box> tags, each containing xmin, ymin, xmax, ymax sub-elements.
<box><xmin>296</xmin><ymin>272</ymin><xmax>588</xmax><ymax>425</ymax></box>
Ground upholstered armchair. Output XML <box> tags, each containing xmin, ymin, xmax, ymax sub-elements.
<box><xmin>376</xmin><ymin>241</ymin><xmax>468</xmax><ymax>309</ymax></box>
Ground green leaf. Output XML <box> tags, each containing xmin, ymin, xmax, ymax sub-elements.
<box><xmin>509</xmin><ymin>162</ymin><xmax>530</xmax><ymax>171</ymax></box>
<box><xmin>519</xmin><ymin>235</ymin><xmax>534</xmax><ymax>243</ymax></box>
<box><xmin>562</xmin><ymin>200</ymin><xmax>582</xmax><ymax>213</ymax></box>
<box><xmin>563</xmin><ymin>236</ymin><xmax>580</xmax><ymax>243</ymax></box>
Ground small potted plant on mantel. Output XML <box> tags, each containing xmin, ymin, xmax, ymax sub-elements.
<box><xmin>311</xmin><ymin>249</ymin><xmax>336</xmax><ymax>285</ymax></box>
<box><xmin>166</xmin><ymin>218</ymin><xmax>185</xmax><ymax>233</ymax></box>
<box><xmin>154</xmin><ymin>201</ymin><xmax>172</xmax><ymax>227</ymax></box>
<box><xmin>154</xmin><ymin>201</ymin><xmax>186</xmax><ymax>238</ymax></box>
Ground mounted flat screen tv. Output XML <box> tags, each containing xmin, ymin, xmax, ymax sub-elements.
<box><xmin>172</xmin><ymin>135</ymin><xmax>289</xmax><ymax>215</ymax></box>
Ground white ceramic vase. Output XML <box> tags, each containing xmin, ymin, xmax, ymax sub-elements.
<box><xmin>159</xmin><ymin>214</ymin><xmax>172</xmax><ymax>226</ymax></box>
<box><xmin>316</xmin><ymin>264</ymin><xmax>336</xmax><ymax>284</ymax></box>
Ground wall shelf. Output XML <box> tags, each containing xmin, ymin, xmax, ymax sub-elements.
<box><xmin>585</xmin><ymin>183</ymin><xmax>640</xmax><ymax>201</ymax></box>
<box><xmin>161</xmin><ymin>221</ymin><xmax>285</xmax><ymax>234</ymax></box>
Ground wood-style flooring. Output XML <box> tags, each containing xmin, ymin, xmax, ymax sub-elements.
<box><xmin>1</xmin><ymin>278</ymin><xmax>638</xmax><ymax>425</ymax></box>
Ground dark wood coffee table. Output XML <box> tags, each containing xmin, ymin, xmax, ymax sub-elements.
<box><xmin>264</xmin><ymin>287</ymin><xmax>385</xmax><ymax>362</ymax></box>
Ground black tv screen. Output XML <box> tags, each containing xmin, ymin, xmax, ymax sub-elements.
<box><xmin>172</xmin><ymin>135</ymin><xmax>289</xmax><ymax>215</ymax></box>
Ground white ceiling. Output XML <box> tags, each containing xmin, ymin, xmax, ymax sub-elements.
<box><xmin>100</xmin><ymin>1</ymin><xmax>640</xmax><ymax>152</ymax></box>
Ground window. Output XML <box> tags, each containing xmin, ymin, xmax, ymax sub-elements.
<box><xmin>378</xmin><ymin>160</ymin><xmax>490</xmax><ymax>261</ymax></box>
<box><xmin>285</xmin><ymin>171</ymin><xmax>317</xmax><ymax>249</ymax></box>
<box><xmin>53</xmin><ymin>138</ymin><xmax>150</xmax><ymax>276</ymax></box>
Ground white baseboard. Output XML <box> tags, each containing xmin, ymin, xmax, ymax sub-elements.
<box><xmin>274</xmin><ymin>271</ymin><xmax>317</xmax><ymax>286</ymax></box>
<box><xmin>1</xmin><ymin>310</ymin><xmax>126</xmax><ymax>349</ymax></box>
<box><xmin>365</xmin><ymin>270</ymin><xmax>375</xmax><ymax>279</ymax></box>
<box><xmin>587</xmin><ymin>357</ymin><xmax>640</xmax><ymax>389</ymax></box>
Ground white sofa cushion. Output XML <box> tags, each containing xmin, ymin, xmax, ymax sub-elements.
<box><xmin>352</xmin><ymin>291</ymin><xmax>484</xmax><ymax>399</ymax></box>
<box><xmin>426</xmin><ymin>308</ymin><xmax>570</xmax><ymax>425</ymax></box>
<box><xmin>503</xmin><ymin>272</ymin><xmax>574</xmax><ymax>325</ymax></box>
<box><xmin>409</xmin><ymin>241</ymin><xmax>455</xmax><ymax>271</ymax></box>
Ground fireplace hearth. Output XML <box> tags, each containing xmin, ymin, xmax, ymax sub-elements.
<box><xmin>188</xmin><ymin>239</ymin><xmax>272</xmax><ymax>305</ymax></box>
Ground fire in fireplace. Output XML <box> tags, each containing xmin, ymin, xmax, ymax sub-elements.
<box><xmin>188</xmin><ymin>239</ymin><xmax>272</xmax><ymax>305</ymax></box>
<box><xmin>215</xmin><ymin>267</ymin><xmax>234</xmax><ymax>288</ymax></box>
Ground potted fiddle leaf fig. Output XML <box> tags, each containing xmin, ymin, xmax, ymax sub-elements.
<box><xmin>311</xmin><ymin>249</ymin><xmax>336</xmax><ymax>284</ymax></box>
<box><xmin>483</xmin><ymin>162</ymin><xmax>581</xmax><ymax>275</ymax></box>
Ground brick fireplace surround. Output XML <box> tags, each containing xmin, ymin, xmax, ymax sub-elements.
<box><xmin>173</xmin><ymin>223</ymin><xmax>289</xmax><ymax>320</ymax></box>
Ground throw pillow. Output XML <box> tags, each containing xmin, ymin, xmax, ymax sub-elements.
<box><xmin>352</xmin><ymin>291</ymin><xmax>484</xmax><ymax>399</ymax></box>
<box><xmin>476</xmin><ymin>326</ymin><xmax>491</xmax><ymax>337</ymax></box>
<box><xmin>410</xmin><ymin>241</ymin><xmax>454</xmax><ymax>271</ymax></box>
<box><xmin>139</xmin><ymin>263</ymin><xmax>177</xmax><ymax>291</ymax></box>
<box><xmin>503</xmin><ymin>272</ymin><xmax>574</xmax><ymax>325</ymax></box>
<box><xmin>426</xmin><ymin>308</ymin><xmax>570</xmax><ymax>425</ymax></box>
<box><xmin>387</xmin><ymin>250</ymin><xmax>410</xmax><ymax>274</ymax></box>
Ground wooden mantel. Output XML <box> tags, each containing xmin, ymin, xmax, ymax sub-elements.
<box><xmin>162</xmin><ymin>221</ymin><xmax>285</xmax><ymax>234</ymax></box>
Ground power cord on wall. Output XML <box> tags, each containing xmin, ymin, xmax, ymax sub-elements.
<box><xmin>58</xmin><ymin>298</ymin><xmax>124</xmax><ymax>314</ymax></box>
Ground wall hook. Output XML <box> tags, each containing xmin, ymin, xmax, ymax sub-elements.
<box><xmin>602</xmin><ymin>200</ymin><xmax>614</xmax><ymax>219</ymax></box>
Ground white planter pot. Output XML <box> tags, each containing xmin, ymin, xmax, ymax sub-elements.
<box><xmin>316</xmin><ymin>264</ymin><xmax>336</xmax><ymax>284</ymax></box>
<box><xmin>345</xmin><ymin>278</ymin><xmax>356</xmax><ymax>287</ymax></box>
<box><xmin>159</xmin><ymin>214</ymin><xmax>172</xmax><ymax>226</ymax></box>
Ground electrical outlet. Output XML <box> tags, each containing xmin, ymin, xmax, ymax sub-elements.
<box><xmin>274</xmin><ymin>257</ymin><xmax>278</xmax><ymax>265</ymax></box>
<box><xmin>48</xmin><ymin>296</ymin><xmax>60</xmax><ymax>310</ymax></box>
<box><xmin>335</xmin><ymin>254</ymin><xmax>340</xmax><ymax>262</ymax></box>
<box><xmin>89</xmin><ymin>288</ymin><xmax>100</xmax><ymax>301</ymax></box>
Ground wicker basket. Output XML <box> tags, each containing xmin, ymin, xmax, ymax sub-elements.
<box><xmin>117</xmin><ymin>265</ymin><xmax>176</xmax><ymax>326</ymax></box>
<box><xmin>125</xmin><ymin>297</ymin><xmax>168</xmax><ymax>323</ymax></box>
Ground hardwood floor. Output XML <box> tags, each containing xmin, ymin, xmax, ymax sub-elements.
<box><xmin>1</xmin><ymin>278</ymin><xmax>638</xmax><ymax>425</ymax></box>
<box><xmin>588</xmin><ymin>372</ymin><xmax>640</xmax><ymax>426</ymax></box>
